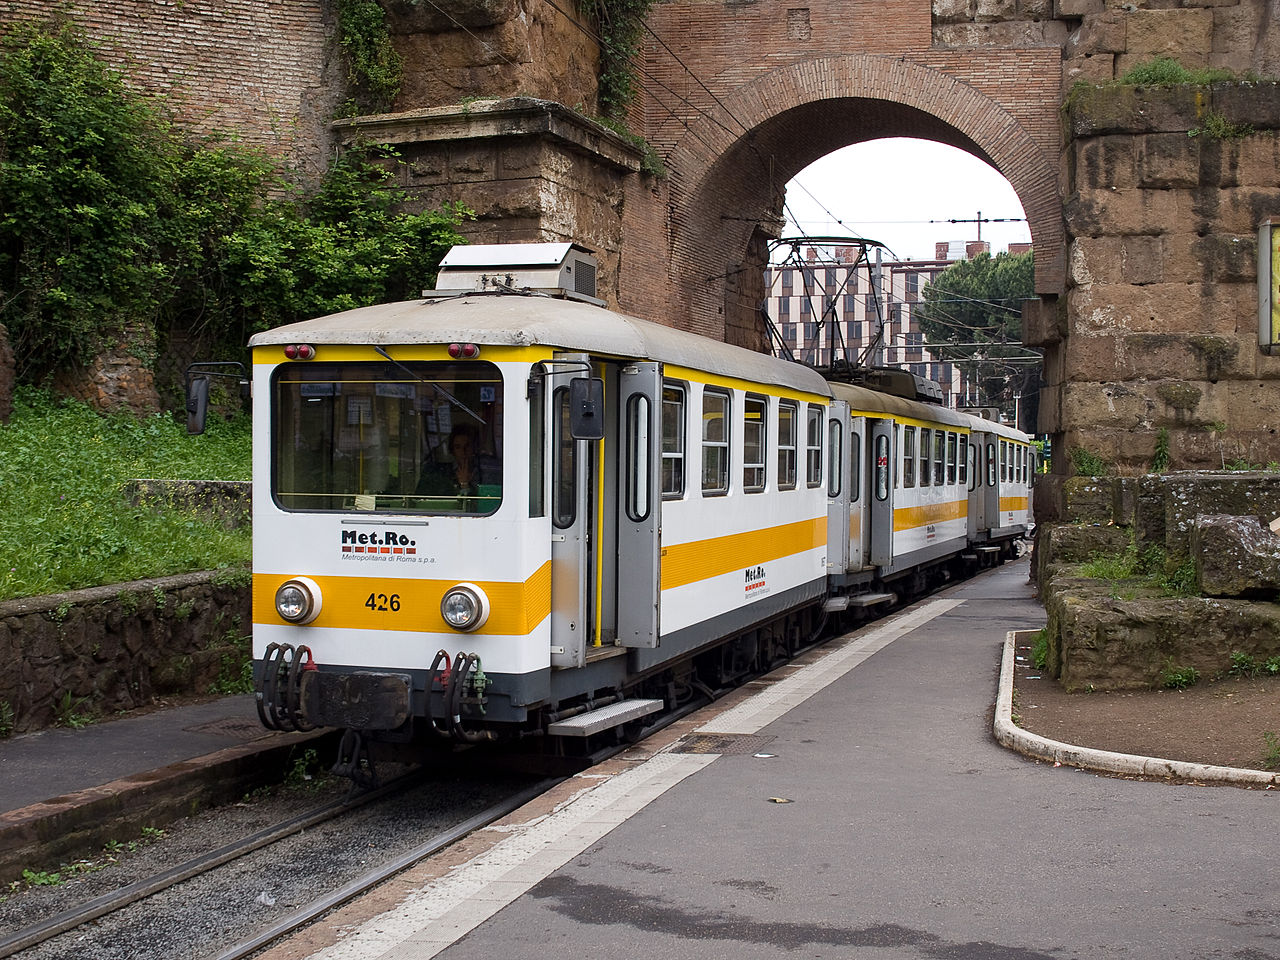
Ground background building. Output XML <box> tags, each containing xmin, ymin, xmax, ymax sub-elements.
<box><xmin>764</xmin><ymin>240</ymin><xmax>1032</xmax><ymax>408</ymax></box>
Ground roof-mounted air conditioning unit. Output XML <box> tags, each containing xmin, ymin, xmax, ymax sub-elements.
<box><xmin>432</xmin><ymin>242</ymin><xmax>601</xmax><ymax>304</ymax></box>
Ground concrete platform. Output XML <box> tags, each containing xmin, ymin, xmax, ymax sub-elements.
<box><xmin>0</xmin><ymin>695</ymin><xmax>333</xmax><ymax>881</ymax></box>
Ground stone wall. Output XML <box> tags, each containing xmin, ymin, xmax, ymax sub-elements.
<box><xmin>1032</xmin><ymin>82</ymin><xmax>1280</xmax><ymax>474</ymax></box>
<box><xmin>0</xmin><ymin>570</ymin><xmax>252</xmax><ymax>735</ymax></box>
<box><xmin>1035</xmin><ymin>472</ymin><xmax>1280</xmax><ymax>691</ymax></box>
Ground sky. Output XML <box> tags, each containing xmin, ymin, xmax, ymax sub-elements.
<box><xmin>776</xmin><ymin>138</ymin><xmax>1033</xmax><ymax>264</ymax></box>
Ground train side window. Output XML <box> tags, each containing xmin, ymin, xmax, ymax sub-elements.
<box><xmin>529</xmin><ymin>378</ymin><xmax>545</xmax><ymax>517</ymax></box>
<box><xmin>919</xmin><ymin>429</ymin><xmax>931</xmax><ymax>487</ymax></box>
<box><xmin>946</xmin><ymin>432</ymin><xmax>958</xmax><ymax>485</ymax></box>
<box><xmin>849</xmin><ymin>430</ymin><xmax>861</xmax><ymax>502</ymax></box>
<box><xmin>661</xmin><ymin>383</ymin><xmax>686</xmax><ymax>499</ymax></box>
<box><xmin>827</xmin><ymin>418</ymin><xmax>842</xmax><ymax>498</ymax></box>
<box><xmin>933</xmin><ymin>429</ymin><xmax>945</xmax><ymax>486</ymax></box>
<box><xmin>744</xmin><ymin>393</ymin><xmax>767</xmax><ymax>493</ymax></box>
<box><xmin>1001</xmin><ymin>440</ymin><xmax>1009</xmax><ymax>482</ymax></box>
<box><xmin>902</xmin><ymin>426</ymin><xmax>916</xmax><ymax>487</ymax></box>
<box><xmin>875</xmin><ymin>433</ymin><xmax>890</xmax><ymax>501</ymax></box>
<box><xmin>702</xmin><ymin>388</ymin><xmax>730</xmax><ymax>495</ymax></box>
<box><xmin>552</xmin><ymin>386</ymin><xmax>576</xmax><ymax>528</ymax></box>
<box><xmin>806</xmin><ymin>405</ymin><xmax>824</xmax><ymax>487</ymax></box>
<box><xmin>958</xmin><ymin>434</ymin><xmax>968</xmax><ymax>487</ymax></box>
<box><xmin>987</xmin><ymin>442</ymin><xmax>997</xmax><ymax>486</ymax></box>
<box><xmin>625</xmin><ymin>394</ymin><xmax>651</xmax><ymax>522</ymax></box>
<box><xmin>1021</xmin><ymin>446</ymin><xmax>1028</xmax><ymax>484</ymax></box>
<box><xmin>778</xmin><ymin>401</ymin><xmax>798</xmax><ymax>490</ymax></box>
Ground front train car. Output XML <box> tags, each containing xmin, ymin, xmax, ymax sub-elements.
<box><xmin>244</xmin><ymin>242</ymin><xmax>838</xmax><ymax>778</ymax></box>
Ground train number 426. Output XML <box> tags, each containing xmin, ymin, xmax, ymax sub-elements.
<box><xmin>365</xmin><ymin>592</ymin><xmax>401</xmax><ymax>612</ymax></box>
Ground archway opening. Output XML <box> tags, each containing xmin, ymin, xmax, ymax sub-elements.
<box><xmin>761</xmin><ymin>138</ymin><xmax>1040</xmax><ymax>431</ymax></box>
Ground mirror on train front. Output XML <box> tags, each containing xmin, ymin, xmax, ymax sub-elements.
<box><xmin>569</xmin><ymin>377</ymin><xmax>605</xmax><ymax>440</ymax></box>
<box><xmin>186</xmin><ymin>375</ymin><xmax>210</xmax><ymax>436</ymax></box>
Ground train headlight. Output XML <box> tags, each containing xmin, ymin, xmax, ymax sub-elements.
<box><xmin>275</xmin><ymin>577</ymin><xmax>322</xmax><ymax>624</ymax></box>
<box><xmin>440</xmin><ymin>582</ymin><xmax>489</xmax><ymax>632</ymax></box>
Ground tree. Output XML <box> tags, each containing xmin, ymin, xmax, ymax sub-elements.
<box><xmin>913</xmin><ymin>250</ymin><xmax>1040</xmax><ymax>428</ymax></box>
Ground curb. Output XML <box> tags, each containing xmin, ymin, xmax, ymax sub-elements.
<box><xmin>0</xmin><ymin>728</ymin><xmax>340</xmax><ymax>883</ymax></box>
<box><xmin>993</xmin><ymin>630</ymin><xmax>1280</xmax><ymax>788</ymax></box>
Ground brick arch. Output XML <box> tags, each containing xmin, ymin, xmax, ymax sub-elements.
<box><xmin>656</xmin><ymin>55</ymin><xmax>1064</xmax><ymax>338</ymax></box>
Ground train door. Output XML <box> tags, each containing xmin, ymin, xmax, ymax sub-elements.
<box><xmin>549</xmin><ymin>354</ymin><xmax>599</xmax><ymax>668</ymax></box>
<box><xmin>848</xmin><ymin>415</ymin><xmax>869</xmax><ymax>570</ymax></box>
<box><xmin>868</xmin><ymin>418</ymin><xmax>894</xmax><ymax>567</ymax></box>
<box><xmin>615</xmin><ymin>362</ymin><xmax>662</xmax><ymax>648</ymax></box>
<box><xmin>966</xmin><ymin>431</ymin><xmax>984</xmax><ymax>538</ymax></box>
<box><xmin>826</xmin><ymin>402</ymin><xmax>850</xmax><ymax>575</ymax></box>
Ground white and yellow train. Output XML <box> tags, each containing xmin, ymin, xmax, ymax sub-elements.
<box><xmin>214</xmin><ymin>243</ymin><xmax>1033</xmax><ymax>773</ymax></box>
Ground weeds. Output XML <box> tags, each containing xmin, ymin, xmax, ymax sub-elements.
<box><xmin>1228</xmin><ymin>651</ymin><xmax>1280</xmax><ymax>678</ymax></box>
<box><xmin>1069</xmin><ymin>447</ymin><xmax>1110</xmax><ymax>477</ymax></box>
<box><xmin>1263</xmin><ymin>732</ymin><xmax>1280</xmax><ymax>770</ymax></box>
<box><xmin>1031</xmin><ymin>629</ymin><xmax>1049</xmax><ymax>670</ymax></box>
<box><xmin>1160</xmin><ymin>662</ymin><xmax>1200</xmax><ymax>690</ymax></box>
<box><xmin>52</xmin><ymin>691</ymin><xmax>94</xmax><ymax>730</ymax></box>
<box><xmin>0</xmin><ymin>700</ymin><xmax>13</xmax><ymax>739</ymax></box>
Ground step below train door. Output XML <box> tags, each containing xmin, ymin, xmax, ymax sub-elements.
<box><xmin>549</xmin><ymin>354</ymin><xmax>601</xmax><ymax>668</ymax></box>
<box><xmin>868</xmin><ymin>418</ymin><xmax>894</xmax><ymax>568</ymax></box>
<box><xmin>616</xmin><ymin>361</ymin><xmax>662</xmax><ymax>648</ymax></box>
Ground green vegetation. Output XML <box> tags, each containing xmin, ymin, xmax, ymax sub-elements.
<box><xmin>1263</xmin><ymin>731</ymin><xmax>1280</xmax><ymax>771</ymax></box>
<box><xmin>1159</xmin><ymin>661</ymin><xmax>1200</xmax><ymax>690</ymax></box>
<box><xmin>1151</xmin><ymin>428</ymin><xmax>1171</xmax><ymax>473</ymax></box>
<box><xmin>52</xmin><ymin>691</ymin><xmax>94</xmax><ymax>730</ymax></box>
<box><xmin>1069</xmin><ymin>447</ymin><xmax>1110</xmax><ymax>478</ymax></box>
<box><xmin>209</xmin><ymin>631</ymin><xmax>254</xmax><ymax>695</ymax></box>
<box><xmin>0</xmin><ymin>387</ymin><xmax>251</xmax><ymax>601</ymax></box>
<box><xmin>1229</xmin><ymin>651</ymin><xmax>1280</xmax><ymax>678</ymax></box>
<box><xmin>912</xmin><ymin>250</ymin><xmax>1038</xmax><ymax>418</ymax></box>
<box><xmin>1078</xmin><ymin>543</ymin><xmax>1199</xmax><ymax>598</ymax></box>
<box><xmin>1189</xmin><ymin>111</ymin><xmax>1254</xmax><ymax>141</ymax></box>
<box><xmin>1030</xmin><ymin>629</ymin><xmax>1049</xmax><ymax>670</ymax></box>
<box><xmin>0</xmin><ymin>700</ymin><xmax>12</xmax><ymax>739</ymax></box>
<box><xmin>0</xmin><ymin>21</ymin><xmax>469</xmax><ymax>398</ymax></box>
<box><xmin>335</xmin><ymin>0</ymin><xmax>403</xmax><ymax>111</ymax></box>
<box><xmin>578</xmin><ymin>0</ymin><xmax>655</xmax><ymax>119</ymax></box>
<box><xmin>1119</xmin><ymin>57</ymin><xmax>1239</xmax><ymax>86</ymax></box>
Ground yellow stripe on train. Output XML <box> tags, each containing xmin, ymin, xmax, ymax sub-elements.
<box><xmin>661</xmin><ymin>517</ymin><xmax>826</xmax><ymax>591</ymax></box>
<box><xmin>894</xmin><ymin>499</ymin><xmax>966</xmax><ymax>531</ymax></box>
<box><xmin>999</xmin><ymin>496</ymin><xmax>1030</xmax><ymax>512</ymax></box>
<box><xmin>252</xmin><ymin>561</ymin><xmax>552</xmax><ymax>636</ymax></box>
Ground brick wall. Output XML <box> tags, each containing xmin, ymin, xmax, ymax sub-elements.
<box><xmin>0</xmin><ymin>1</ymin><xmax>344</xmax><ymax>178</ymax></box>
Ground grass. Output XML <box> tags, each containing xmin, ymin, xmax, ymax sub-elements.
<box><xmin>0</xmin><ymin>387</ymin><xmax>251</xmax><ymax>602</ymax></box>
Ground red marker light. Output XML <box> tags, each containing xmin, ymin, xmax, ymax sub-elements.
<box><xmin>283</xmin><ymin>344</ymin><xmax>298</xmax><ymax>359</ymax></box>
<box><xmin>283</xmin><ymin>344</ymin><xmax>315</xmax><ymax>360</ymax></box>
<box><xmin>447</xmin><ymin>343</ymin><xmax>462</xmax><ymax>358</ymax></box>
<box><xmin>461</xmin><ymin>343</ymin><xmax>480</xmax><ymax>358</ymax></box>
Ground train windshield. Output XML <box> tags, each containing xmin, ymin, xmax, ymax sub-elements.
<box><xmin>272</xmin><ymin>360</ymin><xmax>504</xmax><ymax>515</ymax></box>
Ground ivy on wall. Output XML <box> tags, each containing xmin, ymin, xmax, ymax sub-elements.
<box><xmin>578</xmin><ymin>0</ymin><xmax>655</xmax><ymax>120</ymax></box>
<box><xmin>335</xmin><ymin>0</ymin><xmax>404</xmax><ymax>112</ymax></box>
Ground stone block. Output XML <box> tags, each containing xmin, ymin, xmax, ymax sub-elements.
<box><xmin>974</xmin><ymin>0</ymin><xmax>1017</xmax><ymax>20</ymax></box>
<box><xmin>1193</xmin><ymin>514</ymin><xmax>1280</xmax><ymax>598</ymax></box>
<box><xmin>1022</xmin><ymin>296</ymin><xmax>1067</xmax><ymax>347</ymax></box>
<box><xmin>1234</xmin><ymin>133</ymin><xmax>1280</xmax><ymax>191</ymax></box>
<box><xmin>931</xmin><ymin>0</ymin><xmax>974</xmax><ymax>22</ymax></box>
<box><xmin>1040</xmin><ymin>522</ymin><xmax>1132</xmax><ymax>570</ymax></box>
<box><xmin>1209</xmin><ymin>82</ymin><xmax>1280</xmax><ymax>133</ymax></box>
<box><xmin>1076</xmin><ymin>135</ymin><xmax>1138</xmax><ymax>190</ymax></box>
<box><xmin>1125</xmin><ymin>9</ymin><xmax>1214</xmax><ymax>59</ymax></box>
<box><xmin>1062</xmin><ymin>185</ymin><xmax>1183</xmax><ymax>239</ymax></box>
<box><xmin>1064</xmin><ymin>11</ymin><xmax>1127</xmax><ymax>58</ymax></box>
<box><xmin>1136</xmin><ymin>132</ymin><xmax>1200</xmax><ymax>190</ymax></box>
<box><xmin>1066</xmin><ymin>83</ymin><xmax>1199</xmax><ymax>138</ymax></box>
<box><xmin>1063</xmin><ymin>54</ymin><xmax>1116</xmax><ymax>89</ymax></box>
<box><xmin>1143</xmin><ymin>472</ymin><xmax>1280</xmax><ymax>555</ymax></box>
<box><xmin>1062</xmin><ymin>476</ymin><xmax>1118</xmax><ymax>522</ymax></box>
<box><xmin>1045</xmin><ymin>575</ymin><xmax>1280</xmax><ymax>691</ymax></box>
<box><xmin>1056</xmin><ymin>0</ymin><xmax>1104</xmax><ymax>17</ymax></box>
<box><xmin>1068</xmin><ymin>236</ymin><xmax>1123</xmax><ymax>286</ymax></box>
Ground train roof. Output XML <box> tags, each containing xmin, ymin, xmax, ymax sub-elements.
<box><xmin>249</xmin><ymin>293</ymin><xmax>833</xmax><ymax>397</ymax></box>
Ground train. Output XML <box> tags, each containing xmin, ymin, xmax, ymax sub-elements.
<box><xmin>194</xmin><ymin>242</ymin><xmax>1033</xmax><ymax>781</ymax></box>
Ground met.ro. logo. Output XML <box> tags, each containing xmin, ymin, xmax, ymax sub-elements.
<box><xmin>341</xmin><ymin>529</ymin><xmax>417</xmax><ymax>555</ymax></box>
